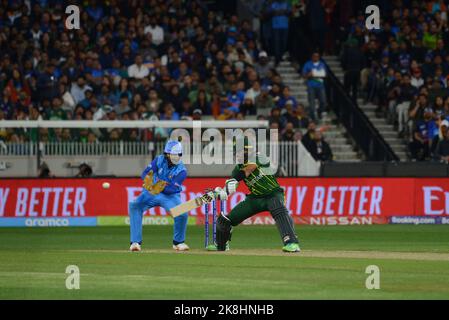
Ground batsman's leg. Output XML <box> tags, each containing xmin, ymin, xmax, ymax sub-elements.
<box><xmin>128</xmin><ymin>191</ymin><xmax>157</xmax><ymax>245</ymax></box>
<box><xmin>215</xmin><ymin>198</ymin><xmax>261</xmax><ymax>251</ymax></box>
<box><xmin>216</xmin><ymin>214</ymin><xmax>232</xmax><ymax>251</ymax></box>
<box><xmin>267</xmin><ymin>192</ymin><xmax>300</xmax><ymax>252</ymax></box>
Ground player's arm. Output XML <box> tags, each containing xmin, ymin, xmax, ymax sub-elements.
<box><xmin>242</xmin><ymin>162</ymin><xmax>258</xmax><ymax>176</ymax></box>
<box><xmin>302</xmin><ymin>62</ymin><xmax>312</xmax><ymax>79</ymax></box>
<box><xmin>142</xmin><ymin>158</ymin><xmax>165</xmax><ymax>193</ymax></box>
<box><xmin>220</xmin><ymin>164</ymin><xmax>256</xmax><ymax>199</ymax></box>
<box><xmin>141</xmin><ymin>158</ymin><xmax>158</xmax><ymax>180</ymax></box>
<box><xmin>162</xmin><ymin>170</ymin><xmax>187</xmax><ymax>195</ymax></box>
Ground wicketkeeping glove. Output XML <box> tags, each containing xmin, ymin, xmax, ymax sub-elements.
<box><xmin>150</xmin><ymin>179</ymin><xmax>168</xmax><ymax>195</ymax></box>
<box><xmin>143</xmin><ymin>171</ymin><xmax>154</xmax><ymax>190</ymax></box>
<box><xmin>143</xmin><ymin>171</ymin><xmax>168</xmax><ymax>195</ymax></box>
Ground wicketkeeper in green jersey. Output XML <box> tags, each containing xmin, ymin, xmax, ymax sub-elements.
<box><xmin>213</xmin><ymin>138</ymin><xmax>300</xmax><ymax>253</ymax></box>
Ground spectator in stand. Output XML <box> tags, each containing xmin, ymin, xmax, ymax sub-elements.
<box><xmin>114</xmin><ymin>95</ymin><xmax>132</xmax><ymax>117</ymax></box>
<box><xmin>361</xmin><ymin>40</ymin><xmax>381</xmax><ymax>93</ymax></box>
<box><xmin>435</xmin><ymin>123</ymin><xmax>449</xmax><ymax>162</ymax></box>
<box><xmin>431</xmin><ymin>119</ymin><xmax>449</xmax><ymax>157</ymax></box>
<box><xmin>301</xmin><ymin>121</ymin><xmax>317</xmax><ymax>151</ymax></box>
<box><xmin>281</xmin><ymin>122</ymin><xmax>297</xmax><ymax>142</ymax></box>
<box><xmin>269</xmin><ymin>0</ymin><xmax>291</xmax><ymax>66</ymax></box>
<box><xmin>409</xmin><ymin>93</ymin><xmax>430</xmax><ymax>137</ymax></box>
<box><xmin>254</xmin><ymin>51</ymin><xmax>274</xmax><ymax>80</ymax></box>
<box><xmin>281</xmin><ymin>100</ymin><xmax>299</xmax><ymax>128</ymax></box>
<box><xmin>305</xmin><ymin>129</ymin><xmax>333</xmax><ymax>162</ymax></box>
<box><xmin>255</xmin><ymin>85</ymin><xmax>274</xmax><ymax>110</ymax></box>
<box><xmin>192</xmin><ymin>109</ymin><xmax>202</xmax><ymax>121</ymax></box>
<box><xmin>0</xmin><ymin>0</ymin><xmax>285</xmax><ymax>145</ymax></box>
<box><xmin>226</xmin><ymin>82</ymin><xmax>245</xmax><ymax>113</ymax></box>
<box><xmin>76</xmin><ymin>163</ymin><xmax>93</xmax><ymax>178</ymax></box>
<box><xmin>60</xmin><ymin>84</ymin><xmax>76</xmax><ymax>114</ymax></box>
<box><xmin>322</xmin><ymin>0</ymin><xmax>337</xmax><ymax>55</ymax></box>
<box><xmin>296</xmin><ymin>103</ymin><xmax>311</xmax><ymax>129</ymax></box>
<box><xmin>390</xmin><ymin>74</ymin><xmax>418</xmax><ymax>138</ymax></box>
<box><xmin>38</xmin><ymin>162</ymin><xmax>54</xmax><ymax>178</ymax></box>
<box><xmin>127</xmin><ymin>54</ymin><xmax>150</xmax><ymax>80</ymax></box>
<box><xmin>240</xmin><ymin>95</ymin><xmax>256</xmax><ymax>116</ymax></box>
<box><xmin>179</xmin><ymin>98</ymin><xmax>194</xmax><ymax>118</ymax></box>
<box><xmin>276</xmin><ymin>86</ymin><xmax>297</xmax><ymax>109</ymax></box>
<box><xmin>270</xmin><ymin>83</ymin><xmax>282</xmax><ymax>105</ymax></box>
<box><xmin>411</xmin><ymin>67</ymin><xmax>425</xmax><ymax>89</ymax></box>
<box><xmin>36</xmin><ymin>63</ymin><xmax>59</xmax><ymax>102</ymax></box>
<box><xmin>330</xmin><ymin>1</ymin><xmax>449</xmax><ymax>161</ymax></box>
<box><xmin>409</xmin><ymin>108</ymin><xmax>435</xmax><ymax>161</ymax></box>
<box><xmin>307</xmin><ymin>0</ymin><xmax>326</xmax><ymax>54</ymax></box>
<box><xmin>245</xmin><ymin>80</ymin><xmax>261</xmax><ymax>103</ymax></box>
<box><xmin>341</xmin><ymin>38</ymin><xmax>365</xmax><ymax>101</ymax></box>
<box><xmin>192</xmin><ymin>90</ymin><xmax>211</xmax><ymax>115</ymax></box>
<box><xmin>47</xmin><ymin>97</ymin><xmax>67</xmax><ymax>120</ymax></box>
<box><xmin>268</xmin><ymin>107</ymin><xmax>284</xmax><ymax>130</ymax></box>
<box><xmin>302</xmin><ymin>52</ymin><xmax>327</xmax><ymax>121</ymax></box>
<box><xmin>144</xmin><ymin>15</ymin><xmax>164</xmax><ymax>47</ymax></box>
<box><xmin>70</xmin><ymin>76</ymin><xmax>92</xmax><ymax>105</ymax></box>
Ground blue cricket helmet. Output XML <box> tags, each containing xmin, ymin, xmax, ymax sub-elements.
<box><xmin>164</xmin><ymin>140</ymin><xmax>183</xmax><ymax>155</ymax></box>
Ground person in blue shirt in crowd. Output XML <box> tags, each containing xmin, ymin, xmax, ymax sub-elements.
<box><xmin>302</xmin><ymin>52</ymin><xmax>327</xmax><ymax>121</ymax></box>
<box><xmin>276</xmin><ymin>86</ymin><xmax>298</xmax><ymax>109</ymax></box>
<box><xmin>129</xmin><ymin>140</ymin><xmax>189</xmax><ymax>252</ymax></box>
<box><xmin>269</xmin><ymin>0</ymin><xmax>291</xmax><ymax>66</ymax></box>
<box><xmin>227</xmin><ymin>82</ymin><xmax>245</xmax><ymax>112</ymax></box>
<box><xmin>409</xmin><ymin>108</ymin><xmax>435</xmax><ymax>161</ymax></box>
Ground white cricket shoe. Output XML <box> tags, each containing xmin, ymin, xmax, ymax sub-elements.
<box><xmin>129</xmin><ymin>242</ymin><xmax>141</xmax><ymax>252</ymax></box>
<box><xmin>172</xmin><ymin>243</ymin><xmax>190</xmax><ymax>251</ymax></box>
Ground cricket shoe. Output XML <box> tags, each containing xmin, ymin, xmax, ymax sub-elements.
<box><xmin>173</xmin><ymin>243</ymin><xmax>190</xmax><ymax>251</ymax></box>
<box><xmin>206</xmin><ymin>243</ymin><xmax>230</xmax><ymax>251</ymax></box>
<box><xmin>282</xmin><ymin>243</ymin><xmax>301</xmax><ymax>253</ymax></box>
<box><xmin>129</xmin><ymin>242</ymin><xmax>141</xmax><ymax>252</ymax></box>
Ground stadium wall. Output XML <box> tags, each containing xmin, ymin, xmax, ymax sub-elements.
<box><xmin>1</xmin><ymin>177</ymin><xmax>449</xmax><ymax>227</ymax></box>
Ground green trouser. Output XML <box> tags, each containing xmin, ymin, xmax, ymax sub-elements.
<box><xmin>227</xmin><ymin>190</ymin><xmax>285</xmax><ymax>226</ymax></box>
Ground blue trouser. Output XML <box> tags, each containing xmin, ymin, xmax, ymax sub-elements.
<box><xmin>129</xmin><ymin>190</ymin><xmax>188</xmax><ymax>245</ymax></box>
<box><xmin>307</xmin><ymin>86</ymin><xmax>327</xmax><ymax>121</ymax></box>
<box><xmin>273</xmin><ymin>28</ymin><xmax>288</xmax><ymax>63</ymax></box>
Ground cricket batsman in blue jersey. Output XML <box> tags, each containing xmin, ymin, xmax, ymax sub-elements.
<box><xmin>129</xmin><ymin>140</ymin><xmax>189</xmax><ymax>251</ymax></box>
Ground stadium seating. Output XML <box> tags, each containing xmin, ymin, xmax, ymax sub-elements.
<box><xmin>335</xmin><ymin>0</ymin><xmax>449</xmax><ymax>162</ymax></box>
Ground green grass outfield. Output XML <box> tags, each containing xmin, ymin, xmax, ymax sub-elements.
<box><xmin>1</xmin><ymin>225</ymin><xmax>449</xmax><ymax>299</ymax></box>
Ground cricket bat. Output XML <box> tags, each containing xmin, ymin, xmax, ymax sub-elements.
<box><xmin>170</xmin><ymin>191</ymin><xmax>216</xmax><ymax>218</ymax></box>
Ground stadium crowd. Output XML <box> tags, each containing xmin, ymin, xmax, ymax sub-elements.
<box><xmin>0</xmin><ymin>0</ymin><xmax>321</xmax><ymax>149</ymax></box>
<box><xmin>335</xmin><ymin>0</ymin><xmax>449</xmax><ymax>162</ymax></box>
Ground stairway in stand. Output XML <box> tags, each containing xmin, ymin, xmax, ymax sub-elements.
<box><xmin>357</xmin><ymin>99</ymin><xmax>408</xmax><ymax>161</ymax></box>
<box><xmin>276</xmin><ymin>56</ymin><xmax>361</xmax><ymax>161</ymax></box>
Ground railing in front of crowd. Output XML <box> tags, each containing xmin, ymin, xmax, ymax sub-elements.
<box><xmin>0</xmin><ymin>120</ymin><xmax>321</xmax><ymax>177</ymax></box>
<box><xmin>323</xmin><ymin>61</ymin><xmax>400</xmax><ymax>162</ymax></box>
<box><xmin>0</xmin><ymin>140</ymin><xmax>319</xmax><ymax>177</ymax></box>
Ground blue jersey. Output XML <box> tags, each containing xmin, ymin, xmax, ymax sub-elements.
<box><xmin>270</xmin><ymin>1</ymin><xmax>290</xmax><ymax>29</ymax></box>
<box><xmin>141</xmin><ymin>155</ymin><xmax>187</xmax><ymax>195</ymax></box>
<box><xmin>302</xmin><ymin>61</ymin><xmax>327</xmax><ymax>88</ymax></box>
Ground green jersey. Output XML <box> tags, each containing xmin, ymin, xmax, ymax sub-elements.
<box><xmin>231</xmin><ymin>153</ymin><xmax>281</xmax><ymax>197</ymax></box>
